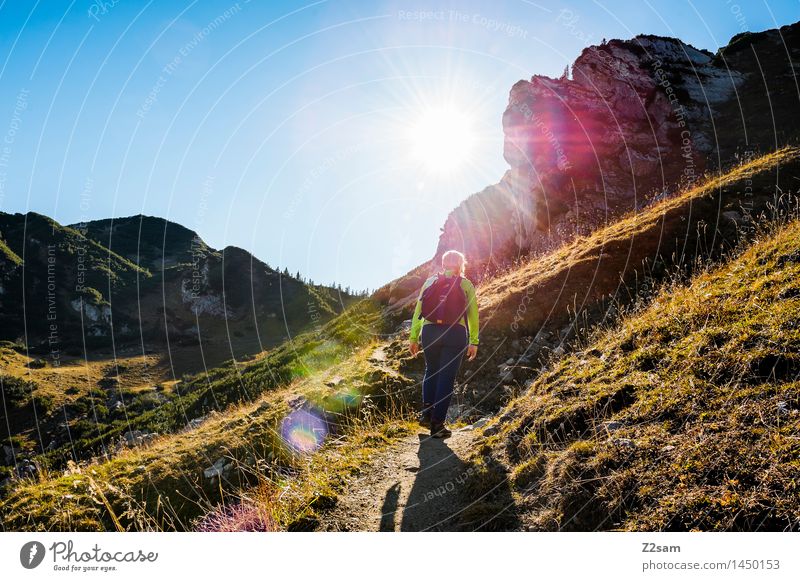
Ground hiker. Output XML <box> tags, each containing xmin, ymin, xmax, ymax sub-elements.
<box><xmin>408</xmin><ymin>250</ymin><xmax>479</xmax><ymax>438</ymax></box>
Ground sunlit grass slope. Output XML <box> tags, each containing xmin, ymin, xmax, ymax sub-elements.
<box><xmin>0</xmin><ymin>299</ymin><xmax>417</xmax><ymax>531</ymax></box>
<box><xmin>467</xmin><ymin>216</ymin><xmax>800</xmax><ymax>531</ymax></box>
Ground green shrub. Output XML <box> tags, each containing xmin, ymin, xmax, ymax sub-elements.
<box><xmin>0</xmin><ymin>374</ymin><xmax>37</xmax><ymax>404</ymax></box>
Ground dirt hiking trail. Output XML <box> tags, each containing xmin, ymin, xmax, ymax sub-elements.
<box><xmin>319</xmin><ymin>427</ymin><xmax>480</xmax><ymax>531</ymax></box>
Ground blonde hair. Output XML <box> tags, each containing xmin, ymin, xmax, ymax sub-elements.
<box><xmin>441</xmin><ymin>250</ymin><xmax>466</xmax><ymax>276</ymax></box>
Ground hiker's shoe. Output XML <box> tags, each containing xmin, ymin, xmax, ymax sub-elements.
<box><xmin>430</xmin><ymin>422</ymin><xmax>451</xmax><ymax>439</ymax></box>
<box><xmin>418</xmin><ymin>405</ymin><xmax>432</xmax><ymax>428</ymax></box>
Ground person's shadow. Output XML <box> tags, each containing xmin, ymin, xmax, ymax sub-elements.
<box><xmin>376</xmin><ymin>435</ymin><xmax>466</xmax><ymax>531</ymax></box>
<box><xmin>380</xmin><ymin>435</ymin><xmax>469</xmax><ymax>531</ymax></box>
<box><xmin>378</xmin><ymin>434</ymin><xmax>519</xmax><ymax>531</ymax></box>
<box><xmin>399</xmin><ymin>435</ymin><xmax>467</xmax><ymax>531</ymax></box>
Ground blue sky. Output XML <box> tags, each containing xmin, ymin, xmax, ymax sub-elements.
<box><xmin>0</xmin><ymin>0</ymin><xmax>797</xmax><ymax>291</ymax></box>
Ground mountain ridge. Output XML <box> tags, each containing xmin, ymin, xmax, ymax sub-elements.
<box><xmin>0</xmin><ymin>210</ymin><xmax>360</xmax><ymax>362</ymax></box>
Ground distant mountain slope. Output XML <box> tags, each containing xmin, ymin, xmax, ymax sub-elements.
<box><xmin>465</xmin><ymin>214</ymin><xmax>800</xmax><ymax>531</ymax></box>
<box><xmin>0</xmin><ymin>212</ymin><xmax>357</xmax><ymax>352</ymax></box>
<box><xmin>0</xmin><ymin>212</ymin><xmax>149</xmax><ymax>346</ymax></box>
<box><xmin>74</xmin><ymin>215</ymin><xmax>211</xmax><ymax>270</ymax></box>
<box><xmin>3</xmin><ymin>21</ymin><xmax>799</xmax><ymax>534</ymax></box>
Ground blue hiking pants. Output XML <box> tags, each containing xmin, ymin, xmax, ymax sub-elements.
<box><xmin>420</xmin><ymin>323</ymin><xmax>468</xmax><ymax>424</ymax></box>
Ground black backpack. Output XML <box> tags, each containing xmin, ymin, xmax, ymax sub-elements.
<box><xmin>420</xmin><ymin>274</ymin><xmax>467</xmax><ymax>325</ymax></box>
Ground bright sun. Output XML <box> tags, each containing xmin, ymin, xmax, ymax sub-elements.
<box><xmin>407</xmin><ymin>107</ymin><xmax>476</xmax><ymax>173</ymax></box>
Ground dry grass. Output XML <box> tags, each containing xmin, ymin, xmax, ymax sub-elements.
<box><xmin>472</xmin><ymin>214</ymin><xmax>800</xmax><ymax>531</ymax></box>
<box><xmin>0</xmin><ymin>334</ymin><xmax>417</xmax><ymax>531</ymax></box>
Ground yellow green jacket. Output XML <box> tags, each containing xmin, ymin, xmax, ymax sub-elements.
<box><xmin>409</xmin><ymin>269</ymin><xmax>479</xmax><ymax>345</ymax></box>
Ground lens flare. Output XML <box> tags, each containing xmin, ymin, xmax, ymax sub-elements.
<box><xmin>326</xmin><ymin>387</ymin><xmax>362</xmax><ymax>414</ymax></box>
<box><xmin>280</xmin><ymin>409</ymin><xmax>328</xmax><ymax>453</ymax></box>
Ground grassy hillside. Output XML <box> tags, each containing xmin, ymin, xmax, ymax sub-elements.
<box><xmin>465</xmin><ymin>216</ymin><xmax>800</xmax><ymax>531</ymax></box>
<box><xmin>0</xmin><ymin>212</ymin><xmax>359</xmax><ymax>352</ymax></box>
<box><xmin>0</xmin><ymin>238</ymin><xmax>22</xmax><ymax>266</ymax></box>
<box><xmin>2</xmin><ymin>295</ymin><xmax>381</xmax><ymax>471</ymax></box>
<box><xmin>0</xmin><ymin>211</ymin><xmax>362</xmax><ymax>479</ymax></box>
<box><xmin>476</xmin><ymin>148</ymin><xmax>799</xmax><ymax>334</ymax></box>
<box><xmin>0</xmin><ymin>299</ymin><xmax>418</xmax><ymax>530</ymax></box>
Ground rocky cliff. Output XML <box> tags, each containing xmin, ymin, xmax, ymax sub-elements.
<box><xmin>429</xmin><ymin>21</ymin><xmax>800</xmax><ymax>279</ymax></box>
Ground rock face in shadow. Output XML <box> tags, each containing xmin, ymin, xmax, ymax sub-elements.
<box><xmin>433</xmin><ymin>21</ymin><xmax>800</xmax><ymax>276</ymax></box>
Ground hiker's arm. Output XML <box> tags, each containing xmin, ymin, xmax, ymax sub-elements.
<box><xmin>409</xmin><ymin>296</ymin><xmax>423</xmax><ymax>344</ymax></box>
<box><xmin>463</xmin><ymin>279</ymin><xmax>479</xmax><ymax>345</ymax></box>
<box><xmin>409</xmin><ymin>280</ymin><xmax>429</xmax><ymax>350</ymax></box>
